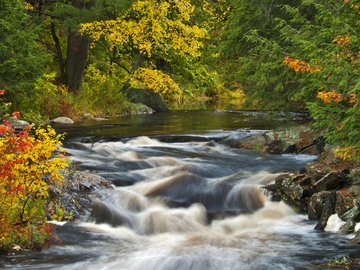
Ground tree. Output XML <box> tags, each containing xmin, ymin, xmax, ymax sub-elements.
<box><xmin>27</xmin><ymin>0</ymin><xmax>131</xmax><ymax>92</ymax></box>
<box><xmin>80</xmin><ymin>0</ymin><xmax>207</xmax><ymax>99</ymax></box>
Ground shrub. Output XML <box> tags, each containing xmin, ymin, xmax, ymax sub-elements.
<box><xmin>0</xmin><ymin>115</ymin><xmax>67</xmax><ymax>251</ymax></box>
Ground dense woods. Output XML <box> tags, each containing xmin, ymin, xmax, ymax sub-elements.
<box><xmin>0</xmin><ymin>0</ymin><xmax>359</xmax><ymax>251</ymax></box>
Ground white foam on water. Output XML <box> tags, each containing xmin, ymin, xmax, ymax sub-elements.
<box><xmin>325</xmin><ymin>214</ymin><xmax>346</xmax><ymax>232</ymax></box>
<box><xmin>355</xmin><ymin>222</ymin><xmax>360</xmax><ymax>232</ymax></box>
<box><xmin>48</xmin><ymin>220</ymin><xmax>67</xmax><ymax>226</ymax></box>
<box><xmin>126</xmin><ymin>136</ymin><xmax>163</xmax><ymax>146</ymax></box>
<box><xmin>281</xmin><ymin>153</ymin><xmax>318</xmax><ymax>162</ymax></box>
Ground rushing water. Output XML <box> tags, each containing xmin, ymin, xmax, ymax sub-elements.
<box><xmin>1</xmin><ymin>111</ymin><xmax>359</xmax><ymax>269</ymax></box>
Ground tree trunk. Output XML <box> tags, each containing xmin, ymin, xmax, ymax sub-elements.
<box><xmin>65</xmin><ymin>30</ymin><xmax>89</xmax><ymax>91</ymax></box>
<box><xmin>50</xmin><ymin>22</ymin><xmax>65</xmax><ymax>82</ymax></box>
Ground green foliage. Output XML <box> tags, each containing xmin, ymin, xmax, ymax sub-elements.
<box><xmin>74</xmin><ymin>65</ymin><xmax>130</xmax><ymax>117</ymax></box>
<box><xmin>0</xmin><ymin>0</ymin><xmax>48</xmax><ymax>109</ymax></box>
<box><xmin>219</xmin><ymin>0</ymin><xmax>360</xmax><ymax>160</ymax></box>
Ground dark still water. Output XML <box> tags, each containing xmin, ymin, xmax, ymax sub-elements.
<box><xmin>1</xmin><ymin>111</ymin><xmax>359</xmax><ymax>270</ymax></box>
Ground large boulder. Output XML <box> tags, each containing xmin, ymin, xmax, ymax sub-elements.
<box><xmin>265</xmin><ymin>174</ymin><xmax>310</xmax><ymax>212</ymax></box>
<box><xmin>308</xmin><ymin>191</ymin><xmax>333</xmax><ymax>220</ymax></box>
<box><xmin>314</xmin><ymin>191</ymin><xmax>336</xmax><ymax>231</ymax></box>
<box><xmin>125</xmin><ymin>88</ymin><xmax>168</xmax><ymax>112</ymax></box>
<box><xmin>312</xmin><ymin>172</ymin><xmax>348</xmax><ymax>192</ymax></box>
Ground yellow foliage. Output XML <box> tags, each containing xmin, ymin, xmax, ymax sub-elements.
<box><xmin>0</xmin><ymin>123</ymin><xmax>67</xmax><ymax>250</ymax></box>
<box><xmin>81</xmin><ymin>0</ymin><xmax>207</xmax><ymax>58</ymax></box>
<box><xmin>130</xmin><ymin>68</ymin><xmax>181</xmax><ymax>100</ymax></box>
<box><xmin>333</xmin><ymin>146</ymin><xmax>358</xmax><ymax>160</ymax></box>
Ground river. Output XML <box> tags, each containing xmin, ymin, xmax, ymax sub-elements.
<box><xmin>1</xmin><ymin>111</ymin><xmax>359</xmax><ymax>269</ymax></box>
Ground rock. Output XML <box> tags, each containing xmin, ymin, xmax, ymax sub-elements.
<box><xmin>230</xmin><ymin>134</ymin><xmax>266</xmax><ymax>151</ymax></box>
<box><xmin>340</xmin><ymin>220</ymin><xmax>356</xmax><ymax>233</ymax></box>
<box><xmin>51</xmin><ymin>116</ymin><xmax>74</xmax><ymax>125</ymax></box>
<box><xmin>63</xmin><ymin>171</ymin><xmax>112</xmax><ymax>191</ymax></box>
<box><xmin>283</xmin><ymin>144</ymin><xmax>298</xmax><ymax>154</ymax></box>
<box><xmin>94</xmin><ymin>117</ymin><xmax>108</xmax><ymax>121</ymax></box>
<box><xmin>313</xmin><ymin>172</ymin><xmax>347</xmax><ymax>192</ymax></box>
<box><xmin>314</xmin><ymin>191</ymin><xmax>336</xmax><ymax>231</ymax></box>
<box><xmin>341</xmin><ymin>200</ymin><xmax>360</xmax><ymax>222</ymax></box>
<box><xmin>277</xmin><ymin>175</ymin><xmax>305</xmax><ymax>201</ymax></box>
<box><xmin>82</xmin><ymin>113</ymin><xmax>95</xmax><ymax>120</ymax></box>
<box><xmin>267</xmin><ymin>174</ymin><xmax>308</xmax><ymax>212</ymax></box>
<box><xmin>125</xmin><ymin>88</ymin><xmax>168</xmax><ymax>112</ymax></box>
<box><xmin>335</xmin><ymin>190</ymin><xmax>354</xmax><ymax>217</ymax></box>
<box><xmin>130</xmin><ymin>103</ymin><xmax>156</xmax><ymax>115</ymax></box>
<box><xmin>348</xmin><ymin>231</ymin><xmax>360</xmax><ymax>244</ymax></box>
<box><xmin>308</xmin><ymin>191</ymin><xmax>333</xmax><ymax>220</ymax></box>
<box><xmin>264</xmin><ymin>124</ymin><xmax>321</xmax><ymax>155</ymax></box>
<box><xmin>46</xmin><ymin>171</ymin><xmax>112</xmax><ymax>219</ymax></box>
<box><xmin>265</xmin><ymin>140</ymin><xmax>285</xmax><ymax>154</ymax></box>
<box><xmin>7</xmin><ymin>119</ymin><xmax>30</xmax><ymax>130</ymax></box>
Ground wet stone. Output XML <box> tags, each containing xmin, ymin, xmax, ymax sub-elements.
<box><xmin>308</xmin><ymin>191</ymin><xmax>333</xmax><ymax>220</ymax></box>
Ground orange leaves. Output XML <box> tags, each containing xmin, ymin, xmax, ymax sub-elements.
<box><xmin>283</xmin><ymin>56</ymin><xmax>321</xmax><ymax>73</ymax></box>
<box><xmin>335</xmin><ymin>34</ymin><xmax>351</xmax><ymax>46</ymax></box>
<box><xmin>317</xmin><ymin>91</ymin><xmax>343</xmax><ymax>104</ymax></box>
<box><xmin>316</xmin><ymin>91</ymin><xmax>358</xmax><ymax>105</ymax></box>
<box><xmin>343</xmin><ymin>0</ymin><xmax>360</xmax><ymax>9</ymax></box>
<box><xmin>348</xmin><ymin>93</ymin><xmax>358</xmax><ymax>104</ymax></box>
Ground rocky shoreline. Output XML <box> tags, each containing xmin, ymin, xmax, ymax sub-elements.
<box><xmin>228</xmin><ymin>124</ymin><xmax>360</xmax><ymax>245</ymax></box>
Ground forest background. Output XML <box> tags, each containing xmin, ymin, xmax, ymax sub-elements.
<box><xmin>1</xmin><ymin>0</ymin><xmax>359</xmax><ymax>160</ymax></box>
